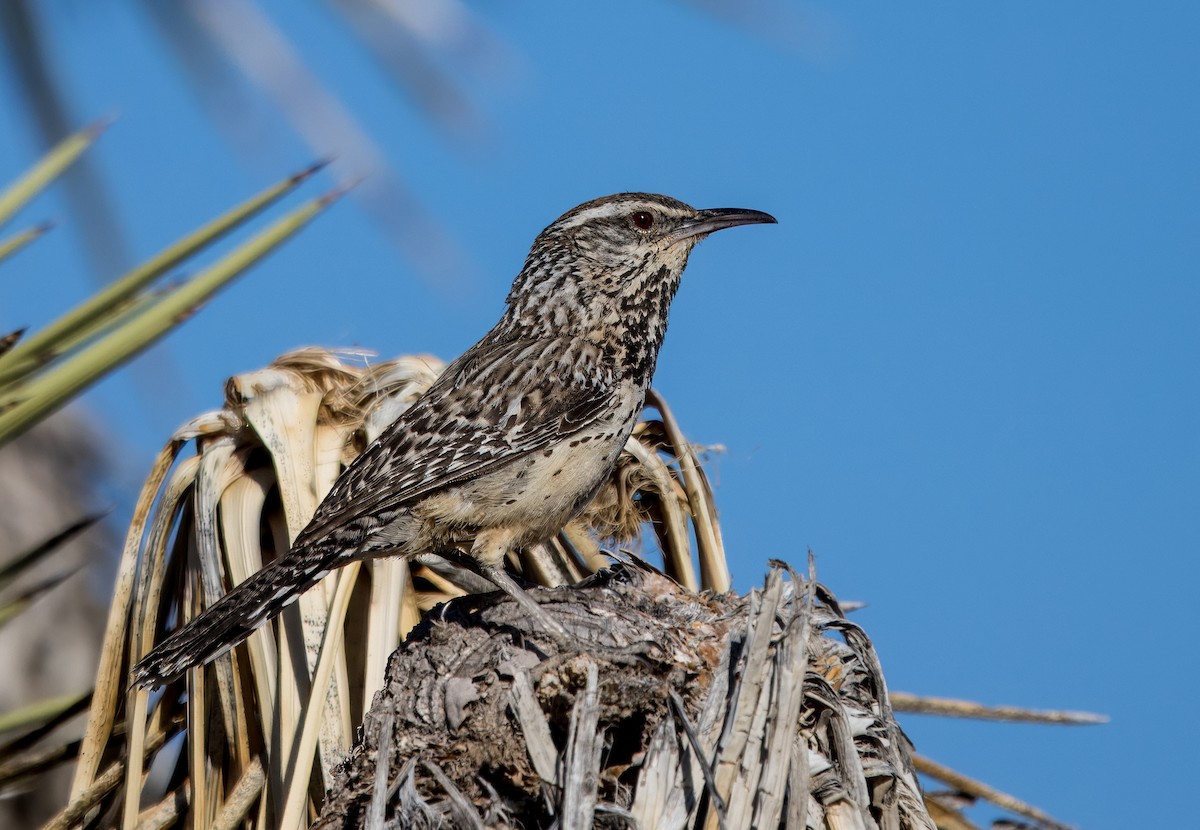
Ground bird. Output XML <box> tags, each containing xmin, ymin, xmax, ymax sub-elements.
<box><xmin>132</xmin><ymin>192</ymin><xmax>775</xmax><ymax>688</ymax></box>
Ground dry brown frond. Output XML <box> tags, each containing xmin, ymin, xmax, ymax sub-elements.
<box><xmin>314</xmin><ymin>562</ymin><xmax>934</xmax><ymax>830</ymax></box>
<box><xmin>64</xmin><ymin>347</ymin><xmax>731</xmax><ymax>829</ymax></box>
<box><xmin>50</xmin><ymin>347</ymin><xmax>1094</xmax><ymax>830</ymax></box>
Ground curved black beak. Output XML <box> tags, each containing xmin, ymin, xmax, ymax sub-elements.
<box><xmin>671</xmin><ymin>207</ymin><xmax>777</xmax><ymax>243</ymax></box>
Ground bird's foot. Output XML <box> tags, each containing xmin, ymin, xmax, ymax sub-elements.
<box><xmin>480</xmin><ymin>562</ymin><xmax>574</xmax><ymax>648</ymax></box>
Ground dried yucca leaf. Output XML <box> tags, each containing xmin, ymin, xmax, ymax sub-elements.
<box><xmin>314</xmin><ymin>562</ymin><xmax>935</xmax><ymax>830</ymax></box>
<box><xmin>66</xmin><ymin>346</ymin><xmax>726</xmax><ymax>829</ymax></box>
<box><xmin>60</xmin><ymin>346</ymin><xmax>1094</xmax><ymax>830</ymax></box>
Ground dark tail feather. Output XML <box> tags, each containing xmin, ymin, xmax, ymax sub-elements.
<box><xmin>131</xmin><ymin>552</ymin><xmax>339</xmax><ymax>689</ymax></box>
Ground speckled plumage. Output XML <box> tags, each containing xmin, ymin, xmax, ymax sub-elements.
<box><xmin>132</xmin><ymin>193</ymin><xmax>775</xmax><ymax>688</ymax></box>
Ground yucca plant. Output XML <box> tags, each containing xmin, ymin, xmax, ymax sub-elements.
<box><xmin>2</xmin><ymin>119</ymin><xmax>1095</xmax><ymax>830</ymax></box>
<box><xmin>0</xmin><ymin>120</ymin><xmax>342</xmax><ymax>824</ymax></box>
<box><xmin>64</xmin><ymin>349</ymin><xmax>732</xmax><ymax>829</ymax></box>
<box><xmin>58</xmin><ymin>346</ymin><xmax>1095</xmax><ymax>829</ymax></box>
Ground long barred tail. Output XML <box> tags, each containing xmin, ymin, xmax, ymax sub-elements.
<box><xmin>131</xmin><ymin>550</ymin><xmax>343</xmax><ymax>689</ymax></box>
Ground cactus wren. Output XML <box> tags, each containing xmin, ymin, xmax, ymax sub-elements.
<box><xmin>132</xmin><ymin>193</ymin><xmax>775</xmax><ymax>688</ymax></box>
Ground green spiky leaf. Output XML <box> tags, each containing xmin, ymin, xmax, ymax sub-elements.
<box><xmin>0</xmin><ymin>185</ymin><xmax>346</xmax><ymax>444</ymax></box>
<box><xmin>0</xmin><ymin>118</ymin><xmax>110</xmax><ymax>230</ymax></box>
<box><xmin>0</xmin><ymin>161</ymin><xmax>329</xmax><ymax>386</ymax></box>
<box><xmin>0</xmin><ymin>222</ymin><xmax>52</xmax><ymax>265</ymax></box>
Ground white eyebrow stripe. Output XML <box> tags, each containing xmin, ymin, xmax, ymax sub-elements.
<box><xmin>557</xmin><ymin>201</ymin><xmax>637</xmax><ymax>229</ymax></box>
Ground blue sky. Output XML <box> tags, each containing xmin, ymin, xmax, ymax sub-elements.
<box><xmin>2</xmin><ymin>3</ymin><xmax>1197</xmax><ymax>827</ymax></box>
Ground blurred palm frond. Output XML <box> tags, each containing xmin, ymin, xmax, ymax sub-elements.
<box><xmin>4</xmin><ymin>0</ymin><xmax>813</xmax><ymax>286</ymax></box>
<box><xmin>0</xmin><ymin>517</ymin><xmax>102</xmax><ymax>753</ymax></box>
<box><xmin>3</xmin><ymin>0</ymin><xmax>515</xmax><ymax>285</ymax></box>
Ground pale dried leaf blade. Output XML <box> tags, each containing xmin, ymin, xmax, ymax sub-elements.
<box><xmin>560</xmin><ymin>661</ymin><xmax>602</xmax><ymax>830</ymax></box>
<box><xmin>279</xmin><ymin>562</ymin><xmax>362</xmax><ymax>830</ymax></box>
<box><xmin>628</xmin><ymin>712</ymin><xmax>682</xmax><ymax>828</ymax></box>
<box><xmin>912</xmin><ymin>754</ymin><xmax>1078</xmax><ymax>830</ymax></box>
<box><xmin>365</xmin><ymin>709</ymin><xmax>393</xmax><ymax>830</ymax></box>
<box><xmin>890</xmin><ymin>693</ymin><xmax>1108</xmax><ymax>726</ymax></box>
<box><xmin>709</xmin><ymin>568</ymin><xmax>785</xmax><ymax>822</ymax></box>
<box><xmin>647</xmin><ymin>389</ymin><xmax>729</xmax><ymax>592</ymax></box>
<box><xmin>507</xmin><ymin>670</ymin><xmax>559</xmax><ymax>786</ymax></box>
<box><xmin>751</xmin><ymin>574</ymin><xmax>811</xmax><ymax>827</ymax></box>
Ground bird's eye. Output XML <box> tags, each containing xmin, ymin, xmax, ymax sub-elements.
<box><xmin>631</xmin><ymin>211</ymin><xmax>654</xmax><ymax>230</ymax></box>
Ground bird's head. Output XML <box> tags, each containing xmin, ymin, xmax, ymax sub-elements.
<box><xmin>504</xmin><ymin>193</ymin><xmax>775</xmax><ymax>368</ymax></box>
